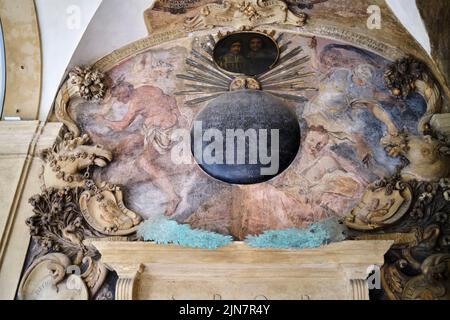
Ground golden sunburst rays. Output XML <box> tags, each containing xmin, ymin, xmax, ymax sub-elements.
<box><xmin>175</xmin><ymin>38</ymin><xmax>232</xmax><ymax>107</ymax></box>
<box><xmin>175</xmin><ymin>31</ymin><xmax>317</xmax><ymax>106</ymax></box>
<box><xmin>258</xmin><ymin>35</ymin><xmax>317</xmax><ymax>103</ymax></box>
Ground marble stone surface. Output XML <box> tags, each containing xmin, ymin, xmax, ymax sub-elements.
<box><xmin>191</xmin><ymin>90</ymin><xmax>301</xmax><ymax>184</ymax></box>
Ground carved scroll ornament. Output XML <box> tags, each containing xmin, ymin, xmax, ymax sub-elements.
<box><xmin>69</xmin><ymin>66</ymin><xmax>107</xmax><ymax>102</ymax></box>
<box><xmin>384</xmin><ymin>56</ymin><xmax>443</xmax><ymax>134</ymax></box>
<box><xmin>17</xmin><ymin>253</ymin><xmax>108</xmax><ymax>300</ymax></box>
<box><xmin>18</xmin><ymin>253</ymin><xmax>88</xmax><ymax>300</ymax></box>
<box><xmin>55</xmin><ymin>66</ymin><xmax>108</xmax><ymax>138</ymax></box>
<box><xmin>380</xmin><ymin>57</ymin><xmax>450</xmax><ymax>183</ymax></box>
<box><xmin>381</xmin><ymin>133</ymin><xmax>450</xmax><ymax>183</ymax></box>
<box><xmin>184</xmin><ymin>0</ymin><xmax>308</xmax><ymax>31</ymax></box>
<box><xmin>39</xmin><ymin>133</ymin><xmax>113</xmax><ymax>190</ymax></box>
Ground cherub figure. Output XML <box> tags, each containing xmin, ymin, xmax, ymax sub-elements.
<box><xmin>305</xmin><ymin>37</ymin><xmax>400</xmax><ymax>174</ymax></box>
<box><xmin>97</xmin><ymin>78</ymin><xmax>181</xmax><ymax>216</ymax></box>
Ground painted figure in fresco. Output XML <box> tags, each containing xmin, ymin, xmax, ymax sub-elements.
<box><xmin>245</xmin><ymin>36</ymin><xmax>277</xmax><ymax>75</ymax></box>
<box><xmin>97</xmin><ymin>79</ymin><xmax>182</xmax><ymax>216</ymax></box>
<box><xmin>305</xmin><ymin>37</ymin><xmax>399</xmax><ymax>176</ymax></box>
<box><xmin>218</xmin><ymin>41</ymin><xmax>247</xmax><ymax>73</ymax></box>
<box><xmin>295</xmin><ymin>125</ymin><xmax>370</xmax><ymax>216</ymax></box>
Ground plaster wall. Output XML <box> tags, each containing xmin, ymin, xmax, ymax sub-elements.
<box><xmin>35</xmin><ymin>0</ymin><xmax>102</xmax><ymax>121</ymax></box>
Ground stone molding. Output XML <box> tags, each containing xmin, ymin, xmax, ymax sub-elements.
<box><xmin>92</xmin><ymin>240</ymin><xmax>392</xmax><ymax>300</ymax></box>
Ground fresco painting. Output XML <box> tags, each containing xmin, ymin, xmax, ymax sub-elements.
<box><xmin>214</xmin><ymin>32</ymin><xmax>279</xmax><ymax>75</ymax></box>
<box><xmin>70</xmin><ymin>35</ymin><xmax>426</xmax><ymax>240</ymax></box>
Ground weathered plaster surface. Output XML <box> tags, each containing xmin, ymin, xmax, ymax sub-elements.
<box><xmin>0</xmin><ymin>121</ymin><xmax>63</xmax><ymax>299</ymax></box>
<box><xmin>0</xmin><ymin>0</ymin><xmax>41</xmax><ymax>120</ymax></box>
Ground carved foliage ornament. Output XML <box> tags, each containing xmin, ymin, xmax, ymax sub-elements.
<box><xmin>184</xmin><ymin>0</ymin><xmax>308</xmax><ymax>31</ymax></box>
<box><xmin>56</xmin><ymin>66</ymin><xmax>109</xmax><ymax>139</ymax></box>
<box><xmin>27</xmin><ymin>187</ymin><xmax>104</xmax><ymax>265</ymax></box>
<box><xmin>69</xmin><ymin>66</ymin><xmax>107</xmax><ymax>101</ymax></box>
<box><xmin>384</xmin><ymin>56</ymin><xmax>442</xmax><ymax>134</ymax></box>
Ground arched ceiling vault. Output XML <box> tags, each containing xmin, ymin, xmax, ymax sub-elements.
<box><xmin>26</xmin><ymin>0</ymin><xmax>450</xmax><ymax>120</ymax></box>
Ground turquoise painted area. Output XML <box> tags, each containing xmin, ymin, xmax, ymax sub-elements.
<box><xmin>139</xmin><ymin>217</ymin><xmax>347</xmax><ymax>250</ymax></box>
<box><xmin>245</xmin><ymin>217</ymin><xmax>348</xmax><ymax>249</ymax></box>
<box><xmin>138</xmin><ymin>217</ymin><xmax>233</xmax><ymax>250</ymax></box>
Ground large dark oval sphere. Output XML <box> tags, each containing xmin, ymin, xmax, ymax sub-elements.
<box><xmin>191</xmin><ymin>90</ymin><xmax>301</xmax><ymax>184</ymax></box>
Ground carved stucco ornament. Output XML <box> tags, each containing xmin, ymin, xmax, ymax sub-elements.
<box><xmin>69</xmin><ymin>66</ymin><xmax>107</xmax><ymax>101</ymax></box>
<box><xmin>37</xmin><ymin>133</ymin><xmax>142</xmax><ymax>237</ymax></box>
<box><xmin>25</xmin><ymin>183</ymin><xmax>118</xmax><ymax>300</ymax></box>
<box><xmin>184</xmin><ymin>0</ymin><xmax>307</xmax><ymax>31</ymax></box>
<box><xmin>23</xmin><ymin>64</ymin><xmax>144</xmax><ymax>300</ymax></box>
<box><xmin>381</xmin><ymin>133</ymin><xmax>450</xmax><ymax>183</ymax></box>
<box><xmin>39</xmin><ymin>133</ymin><xmax>113</xmax><ymax>190</ymax></box>
<box><xmin>17</xmin><ymin>253</ymin><xmax>88</xmax><ymax>300</ymax></box>
<box><xmin>80</xmin><ymin>181</ymin><xmax>142</xmax><ymax>236</ymax></box>
<box><xmin>80</xmin><ymin>256</ymin><xmax>109</xmax><ymax>297</ymax></box>
<box><xmin>17</xmin><ymin>253</ymin><xmax>108</xmax><ymax>300</ymax></box>
<box><xmin>401</xmin><ymin>254</ymin><xmax>450</xmax><ymax>300</ymax></box>
<box><xmin>384</xmin><ymin>56</ymin><xmax>443</xmax><ymax>134</ymax></box>
<box><xmin>27</xmin><ymin>187</ymin><xmax>106</xmax><ymax>264</ymax></box>
<box><xmin>382</xmin><ymin>227</ymin><xmax>450</xmax><ymax>301</ymax></box>
<box><xmin>39</xmin><ymin>67</ymin><xmax>143</xmax><ymax>236</ymax></box>
<box><xmin>346</xmin><ymin>177</ymin><xmax>413</xmax><ymax>231</ymax></box>
<box><xmin>56</xmin><ymin>66</ymin><xmax>108</xmax><ymax>138</ymax></box>
<box><xmin>347</xmin><ymin>177</ymin><xmax>450</xmax><ymax>300</ymax></box>
<box><xmin>380</xmin><ymin>57</ymin><xmax>450</xmax><ymax>183</ymax></box>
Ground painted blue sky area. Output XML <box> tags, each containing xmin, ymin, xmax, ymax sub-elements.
<box><xmin>382</xmin><ymin>92</ymin><xmax>427</xmax><ymax>135</ymax></box>
<box><xmin>317</xmin><ymin>43</ymin><xmax>427</xmax><ymax>173</ymax></box>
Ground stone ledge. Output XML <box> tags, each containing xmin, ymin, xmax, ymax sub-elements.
<box><xmin>92</xmin><ymin>240</ymin><xmax>392</xmax><ymax>300</ymax></box>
